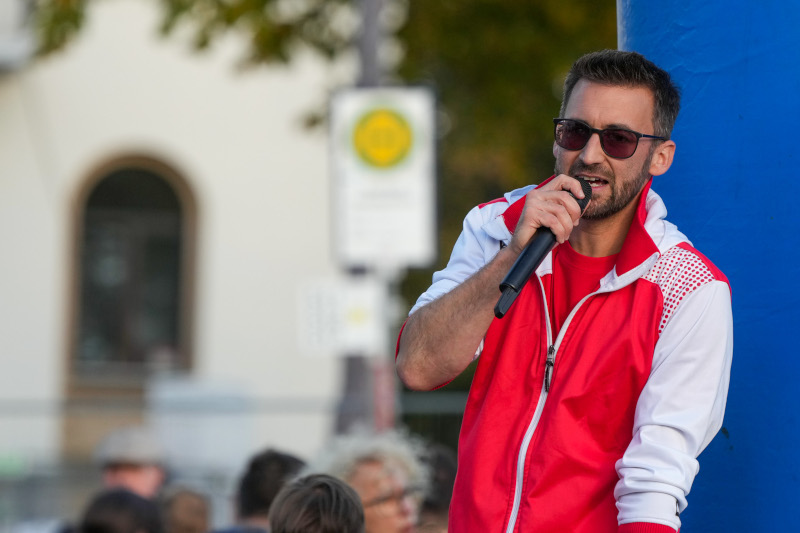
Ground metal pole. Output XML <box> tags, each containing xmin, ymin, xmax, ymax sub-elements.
<box><xmin>357</xmin><ymin>0</ymin><xmax>383</xmax><ymax>87</ymax></box>
<box><xmin>334</xmin><ymin>0</ymin><xmax>390</xmax><ymax>434</ymax></box>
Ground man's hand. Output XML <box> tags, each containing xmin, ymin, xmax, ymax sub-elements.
<box><xmin>508</xmin><ymin>174</ymin><xmax>587</xmax><ymax>256</ymax></box>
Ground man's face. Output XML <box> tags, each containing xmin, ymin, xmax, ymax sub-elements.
<box><xmin>102</xmin><ymin>463</ymin><xmax>165</xmax><ymax>499</ymax></box>
<box><xmin>554</xmin><ymin>79</ymin><xmax>662</xmax><ymax>220</ymax></box>
<box><xmin>348</xmin><ymin>460</ymin><xmax>420</xmax><ymax>533</ymax></box>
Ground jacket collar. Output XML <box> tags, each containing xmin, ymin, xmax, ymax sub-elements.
<box><xmin>616</xmin><ymin>179</ymin><xmax>660</xmax><ymax>276</ymax></box>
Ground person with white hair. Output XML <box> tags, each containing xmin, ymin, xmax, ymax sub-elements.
<box><xmin>303</xmin><ymin>430</ymin><xmax>429</xmax><ymax>533</ymax></box>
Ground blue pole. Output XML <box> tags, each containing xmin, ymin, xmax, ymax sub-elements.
<box><xmin>618</xmin><ymin>1</ymin><xmax>800</xmax><ymax>530</ymax></box>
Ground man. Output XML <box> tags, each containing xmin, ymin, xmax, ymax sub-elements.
<box><xmin>94</xmin><ymin>426</ymin><xmax>168</xmax><ymax>500</ymax></box>
<box><xmin>213</xmin><ymin>448</ymin><xmax>306</xmax><ymax>533</ymax></box>
<box><xmin>304</xmin><ymin>430</ymin><xmax>429</xmax><ymax>533</ymax></box>
<box><xmin>396</xmin><ymin>49</ymin><xmax>733</xmax><ymax>533</ymax></box>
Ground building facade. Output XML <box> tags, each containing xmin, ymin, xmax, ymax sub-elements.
<box><xmin>0</xmin><ymin>0</ymin><xmax>354</xmax><ymax>523</ymax></box>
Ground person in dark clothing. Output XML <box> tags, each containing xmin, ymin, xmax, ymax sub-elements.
<box><xmin>213</xmin><ymin>448</ymin><xmax>306</xmax><ymax>533</ymax></box>
<box><xmin>418</xmin><ymin>444</ymin><xmax>457</xmax><ymax>533</ymax></box>
<box><xmin>78</xmin><ymin>488</ymin><xmax>164</xmax><ymax>533</ymax></box>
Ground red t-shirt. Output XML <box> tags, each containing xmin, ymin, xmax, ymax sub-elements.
<box><xmin>548</xmin><ymin>241</ymin><xmax>618</xmax><ymax>334</ymax></box>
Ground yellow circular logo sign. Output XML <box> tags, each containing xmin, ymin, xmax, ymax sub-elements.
<box><xmin>352</xmin><ymin>109</ymin><xmax>413</xmax><ymax>168</ymax></box>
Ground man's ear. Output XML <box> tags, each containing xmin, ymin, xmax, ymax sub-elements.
<box><xmin>649</xmin><ymin>140</ymin><xmax>676</xmax><ymax>176</ymax></box>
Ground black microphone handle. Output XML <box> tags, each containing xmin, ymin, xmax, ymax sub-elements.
<box><xmin>499</xmin><ymin>229</ymin><xmax>558</xmax><ymax>293</ymax></box>
<box><xmin>494</xmin><ymin>180</ymin><xmax>592</xmax><ymax>318</ymax></box>
<box><xmin>494</xmin><ymin>229</ymin><xmax>557</xmax><ymax>318</ymax></box>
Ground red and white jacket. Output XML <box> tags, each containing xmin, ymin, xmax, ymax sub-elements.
<box><xmin>402</xmin><ymin>180</ymin><xmax>733</xmax><ymax>532</ymax></box>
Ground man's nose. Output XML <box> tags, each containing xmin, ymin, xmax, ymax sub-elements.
<box><xmin>580</xmin><ymin>131</ymin><xmax>606</xmax><ymax>165</ymax></box>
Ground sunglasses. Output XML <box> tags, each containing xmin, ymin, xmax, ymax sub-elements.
<box><xmin>553</xmin><ymin>118</ymin><xmax>666</xmax><ymax>159</ymax></box>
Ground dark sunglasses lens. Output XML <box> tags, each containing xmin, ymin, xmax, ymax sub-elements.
<box><xmin>599</xmin><ymin>129</ymin><xmax>638</xmax><ymax>158</ymax></box>
<box><xmin>556</xmin><ymin>121</ymin><xmax>591</xmax><ymax>150</ymax></box>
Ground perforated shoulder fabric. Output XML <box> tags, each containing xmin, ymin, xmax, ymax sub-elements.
<box><xmin>643</xmin><ymin>245</ymin><xmax>720</xmax><ymax>334</ymax></box>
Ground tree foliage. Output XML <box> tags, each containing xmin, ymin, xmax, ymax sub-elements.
<box><xmin>396</xmin><ymin>1</ymin><xmax>617</xmax><ymax>317</ymax></box>
<box><xmin>35</xmin><ymin>0</ymin><xmax>357</xmax><ymax>62</ymax></box>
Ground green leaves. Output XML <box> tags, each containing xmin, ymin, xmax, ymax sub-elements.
<box><xmin>35</xmin><ymin>0</ymin><xmax>87</xmax><ymax>55</ymax></box>
<box><xmin>154</xmin><ymin>0</ymin><xmax>358</xmax><ymax>65</ymax></box>
<box><xmin>396</xmin><ymin>1</ymin><xmax>617</xmax><ymax>293</ymax></box>
<box><xmin>35</xmin><ymin>0</ymin><xmax>358</xmax><ymax>66</ymax></box>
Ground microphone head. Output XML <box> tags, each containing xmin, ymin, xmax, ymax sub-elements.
<box><xmin>574</xmin><ymin>178</ymin><xmax>593</xmax><ymax>213</ymax></box>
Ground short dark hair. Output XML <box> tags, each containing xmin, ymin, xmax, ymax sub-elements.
<box><xmin>421</xmin><ymin>444</ymin><xmax>457</xmax><ymax>515</ymax></box>
<box><xmin>237</xmin><ymin>448</ymin><xmax>306</xmax><ymax>518</ymax></box>
<box><xmin>560</xmin><ymin>49</ymin><xmax>681</xmax><ymax>139</ymax></box>
<box><xmin>79</xmin><ymin>488</ymin><xmax>164</xmax><ymax>533</ymax></box>
<box><xmin>268</xmin><ymin>474</ymin><xmax>365</xmax><ymax>533</ymax></box>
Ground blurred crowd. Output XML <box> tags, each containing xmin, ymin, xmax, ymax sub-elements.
<box><xmin>44</xmin><ymin>425</ymin><xmax>456</xmax><ymax>533</ymax></box>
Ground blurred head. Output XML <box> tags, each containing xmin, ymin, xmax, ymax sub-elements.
<box><xmin>305</xmin><ymin>430</ymin><xmax>429</xmax><ymax>533</ymax></box>
<box><xmin>159</xmin><ymin>487</ymin><xmax>210</xmax><ymax>533</ymax></box>
<box><xmin>349</xmin><ymin>459</ymin><xmax>423</xmax><ymax>533</ymax></box>
<box><xmin>79</xmin><ymin>488</ymin><xmax>164</xmax><ymax>533</ymax></box>
<box><xmin>268</xmin><ymin>474</ymin><xmax>365</xmax><ymax>533</ymax></box>
<box><xmin>101</xmin><ymin>464</ymin><xmax>165</xmax><ymax>500</ymax></box>
<box><xmin>237</xmin><ymin>448</ymin><xmax>306</xmax><ymax>522</ymax></box>
<box><xmin>95</xmin><ymin>426</ymin><xmax>167</xmax><ymax>499</ymax></box>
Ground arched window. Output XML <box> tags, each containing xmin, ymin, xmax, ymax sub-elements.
<box><xmin>72</xmin><ymin>159</ymin><xmax>195</xmax><ymax>385</ymax></box>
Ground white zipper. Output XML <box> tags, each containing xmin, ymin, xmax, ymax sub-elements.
<box><xmin>503</xmin><ymin>282</ymin><xmax>598</xmax><ymax>533</ymax></box>
<box><xmin>503</xmin><ymin>276</ymin><xmax>553</xmax><ymax>533</ymax></box>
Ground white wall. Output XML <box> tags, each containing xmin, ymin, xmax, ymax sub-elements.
<box><xmin>0</xmin><ymin>73</ymin><xmax>64</xmax><ymax>466</ymax></box>
<box><xmin>0</xmin><ymin>0</ymin><xmax>358</xmax><ymax>469</ymax></box>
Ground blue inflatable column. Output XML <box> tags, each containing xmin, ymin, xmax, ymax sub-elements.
<box><xmin>618</xmin><ymin>1</ymin><xmax>800</xmax><ymax>530</ymax></box>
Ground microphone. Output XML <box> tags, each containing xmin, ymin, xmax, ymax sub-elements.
<box><xmin>494</xmin><ymin>178</ymin><xmax>593</xmax><ymax>318</ymax></box>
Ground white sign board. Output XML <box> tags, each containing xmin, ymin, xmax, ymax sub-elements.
<box><xmin>296</xmin><ymin>276</ymin><xmax>388</xmax><ymax>357</ymax></box>
<box><xmin>330</xmin><ymin>87</ymin><xmax>436</xmax><ymax>269</ymax></box>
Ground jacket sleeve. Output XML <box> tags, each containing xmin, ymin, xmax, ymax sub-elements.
<box><xmin>614</xmin><ymin>279</ymin><xmax>733</xmax><ymax>530</ymax></box>
<box><xmin>619</xmin><ymin>523</ymin><xmax>679</xmax><ymax>533</ymax></box>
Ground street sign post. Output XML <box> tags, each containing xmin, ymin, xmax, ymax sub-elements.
<box><xmin>330</xmin><ymin>87</ymin><xmax>436</xmax><ymax>270</ymax></box>
<box><xmin>296</xmin><ymin>276</ymin><xmax>388</xmax><ymax>358</ymax></box>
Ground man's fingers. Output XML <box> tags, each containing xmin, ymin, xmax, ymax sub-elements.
<box><xmin>547</xmin><ymin>210</ymin><xmax>574</xmax><ymax>243</ymax></box>
<box><xmin>552</xmin><ymin>174</ymin><xmax>587</xmax><ymax>200</ymax></box>
<box><xmin>566</xmin><ymin>177</ymin><xmax>588</xmax><ymax>201</ymax></box>
<box><xmin>510</xmin><ymin>177</ymin><xmax>589</xmax><ymax>252</ymax></box>
<box><xmin>525</xmin><ymin>201</ymin><xmax>574</xmax><ymax>243</ymax></box>
<box><xmin>557</xmin><ymin>191</ymin><xmax>584</xmax><ymax>221</ymax></box>
<box><xmin>538</xmin><ymin>190</ymin><xmax>582</xmax><ymax>224</ymax></box>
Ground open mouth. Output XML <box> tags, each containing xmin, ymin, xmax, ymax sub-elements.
<box><xmin>577</xmin><ymin>175</ymin><xmax>609</xmax><ymax>188</ymax></box>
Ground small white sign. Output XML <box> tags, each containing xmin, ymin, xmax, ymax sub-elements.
<box><xmin>296</xmin><ymin>276</ymin><xmax>388</xmax><ymax>357</ymax></box>
<box><xmin>330</xmin><ymin>87</ymin><xmax>436</xmax><ymax>269</ymax></box>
